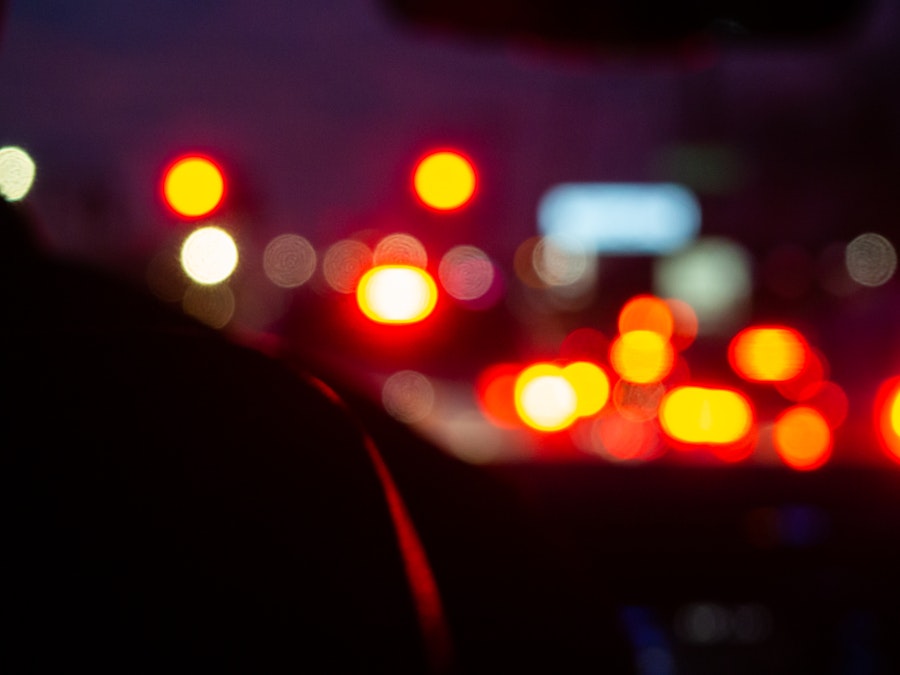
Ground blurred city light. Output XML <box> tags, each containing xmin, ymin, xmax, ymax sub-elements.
<box><xmin>618</xmin><ymin>295</ymin><xmax>674</xmax><ymax>340</ymax></box>
<box><xmin>845</xmin><ymin>233</ymin><xmax>897</xmax><ymax>287</ymax></box>
<box><xmin>162</xmin><ymin>154</ymin><xmax>225</xmax><ymax>219</ymax></box>
<box><xmin>182</xmin><ymin>282</ymin><xmax>235</xmax><ymax>328</ymax></box>
<box><xmin>438</xmin><ymin>245</ymin><xmax>496</xmax><ymax>303</ymax></box>
<box><xmin>382</xmin><ymin>370</ymin><xmax>435</xmax><ymax>423</ymax></box>
<box><xmin>514</xmin><ymin>363</ymin><xmax>579</xmax><ymax>432</ymax></box>
<box><xmin>675</xmin><ymin>603</ymin><xmax>732</xmax><ymax>644</ymax></box>
<box><xmin>773</xmin><ymin>406</ymin><xmax>832</xmax><ymax>471</ymax></box>
<box><xmin>674</xmin><ymin>602</ymin><xmax>773</xmax><ymax>645</ymax></box>
<box><xmin>774</xmin><ymin>346</ymin><xmax>828</xmax><ymax>401</ymax></box>
<box><xmin>560</xmin><ymin>327</ymin><xmax>609</xmax><ymax>363</ymax></box>
<box><xmin>659</xmin><ymin>386</ymin><xmax>754</xmax><ymax>446</ymax></box>
<box><xmin>612</xmin><ymin>380</ymin><xmax>665</xmax><ymax>422</ymax></box>
<box><xmin>263</xmin><ymin>234</ymin><xmax>317</xmax><ymax>288</ymax></box>
<box><xmin>356</xmin><ymin>264</ymin><xmax>438</xmax><ymax>324</ymax></box>
<box><xmin>532</xmin><ymin>236</ymin><xmax>593</xmax><ymax>287</ymax></box>
<box><xmin>610</xmin><ymin>330</ymin><xmax>674</xmax><ymax>384</ymax></box>
<box><xmin>475</xmin><ymin>363</ymin><xmax>522</xmax><ymax>428</ymax></box>
<box><xmin>801</xmin><ymin>381</ymin><xmax>849</xmax><ymax>429</ymax></box>
<box><xmin>654</xmin><ymin>237</ymin><xmax>752</xmax><ymax>334</ymax></box>
<box><xmin>591</xmin><ymin>415</ymin><xmax>661</xmax><ymax>462</ymax></box>
<box><xmin>665</xmin><ymin>298</ymin><xmax>699</xmax><ymax>351</ymax></box>
<box><xmin>876</xmin><ymin>376</ymin><xmax>900</xmax><ymax>463</ymax></box>
<box><xmin>322</xmin><ymin>239</ymin><xmax>373</xmax><ymax>293</ymax></box>
<box><xmin>373</xmin><ymin>233</ymin><xmax>428</xmax><ymax>268</ymax></box>
<box><xmin>0</xmin><ymin>145</ymin><xmax>36</xmax><ymax>201</ymax></box>
<box><xmin>537</xmin><ymin>183</ymin><xmax>700</xmax><ymax>255</ymax></box>
<box><xmin>729</xmin><ymin>326</ymin><xmax>808</xmax><ymax>383</ymax></box>
<box><xmin>513</xmin><ymin>237</ymin><xmax>546</xmax><ymax>289</ymax></box>
<box><xmin>180</xmin><ymin>226</ymin><xmax>239</xmax><ymax>285</ymax></box>
<box><xmin>413</xmin><ymin>149</ymin><xmax>476</xmax><ymax>211</ymax></box>
<box><xmin>562</xmin><ymin>361</ymin><xmax>610</xmax><ymax>417</ymax></box>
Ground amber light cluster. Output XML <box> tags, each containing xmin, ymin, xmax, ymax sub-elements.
<box><xmin>144</xmin><ymin>147</ymin><xmax>898</xmax><ymax>469</ymax></box>
<box><xmin>472</xmin><ymin>293</ymin><xmax>895</xmax><ymax>470</ymax></box>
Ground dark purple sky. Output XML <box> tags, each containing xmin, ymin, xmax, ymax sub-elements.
<box><xmin>3</xmin><ymin>0</ymin><xmax>897</xmax><ymax>266</ymax></box>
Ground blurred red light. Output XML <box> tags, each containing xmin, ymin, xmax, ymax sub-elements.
<box><xmin>161</xmin><ymin>154</ymin><xmax>225</xmax><ymax>219</ymax></box>
<box><xmin>618</xmin><ymin>295</ymin><xmax>674</xmax><ymax>340</ymax></box>
<box><xmin>476</xmin><ymin>364</ymin><xmax>521</xmax><ymax>429</ymax></box>
<box><xmin>875</xmin><ymin>376</ymin><xmax>900</xmax><ymax>464</ymax></box>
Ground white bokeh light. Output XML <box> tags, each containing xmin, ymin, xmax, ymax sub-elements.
<box><xmin>180</xmin><ymin>226</ymin><xmax>239</xmax><ymax>285</ymax></box>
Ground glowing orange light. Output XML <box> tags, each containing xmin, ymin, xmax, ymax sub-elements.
<box><xmin>476</xmin><ymin>364</ymin><xmax>521</xmax><ymax>428</ymax></box>
<box><xmin>618</xmin><ymin>295</ymin><xmax>674</xmax><ymax>340</ymax></box>
<box><xmin>659</xmin><ymin>386</ymin><xmax>754</xmax><ymax>445</ymax></box>
<box><xmin>356</xmin><ymin>265</ymin><xmax>438</xmax><ymax>324</ymax></box>
<box><xmin>775</xmin><ymin>347</ymin><xmax>828</xmax><ymax>401</ymax></box>
<box><xmin>594</xmin><ymin>415</ymin><xmax>661</xmax><ymax>462</ymax></box>
<box><xmin>875</xmin><ymin>376</ymin><xmax>900</xmax><ymax>463</ymax></box>
<box><xmin>162</xmin><ymin>155</ymin><xmax>225</xmax><ymax>218</ymax></box>
<box><xmin>773</xmin><ymin>406</ymin><xmax>832</xmax><ymax>471</ymax></box>
<box><xmin>562</xmin><ymin>361</ymin><xmax>611</xmax><ymax>417</ymax></box>
<box><xmin>610</xmin><ymin>330</ymin><xmax>674</xmax><ymax>384</ymax></box>
<box><xmin>514</xmin><ymin>363</ymin><xmax>579</xmax><ymax>432</ymax></box>
<box><xmin>729</xmin><ymin>326</ymin><xmax>808</xmax><ymax>383</ymax></box>
<box><xmin>413</xmin><ymin>150</ymin><xmax>477</xmax><ymax>211</ymax></box>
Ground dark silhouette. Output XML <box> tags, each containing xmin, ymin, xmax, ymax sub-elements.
<box><xmin>1</xmin><ymin>197</ymin><xmax>633</xmax><ymax>672</ymax></box>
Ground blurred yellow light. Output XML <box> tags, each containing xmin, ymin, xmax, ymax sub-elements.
<box><xmin>773</xmin><ymin>406</ymin><xmax>832</xmax><ymax>471</ymax></box>
<box><xmin>562</xmin><ymin>361</ymin><xmax>610</xmax><ymax>417</ymax></box>
<box><xmin>729</xmin><ymin>326</ymin><xmax>808</xmax><ymax>383</ymax></box>
<box><xmin>659</xmin><ymin>386</ymin><xmax>754</xmax><ymax>445</ymax></box>
<box><xmin>162</xmin><ymin>155</ymin><xmax>225</xmax><ymax>218</ymax></box>
<box><xmin>356</xmin><ymin>265</ymin><xmax>438</xmax><ymax>324</ymax></box>
<box><xmin>514</xmin><ymin>363</ymin><xmax>579</xmax><ymax>432</ymax></box>
<box><xmin>0</xmin><ymin>146</ymin><xmax>36</xmax><ymax>201</ymax></box>
<box><xmin>892</xmin><ymin>390</ymin><xmax>900</xmax><ymax>436</ymax></box>
<box><xmin>610</xmin><ymin>330</ymin><xmax>674</xmax><ymax>384</ymax></box>
<box><xmin>618</xmin><ymin>295</ymin><xmax>674</xmax><ymax>340</ymax></box>
<box><xmin>180</xmin><ymin>226</ymin><xmax>238</xmax><ymax>285</ymax></box>
<box><xmin>876</xmin><ymin>377</ymin><xmax>900</xmax><ymax>463</ymax></box>
<box><xmin>413</xmin><ymin>150</ymin><xmax>476</xmax><ymax>211</ymax></box>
